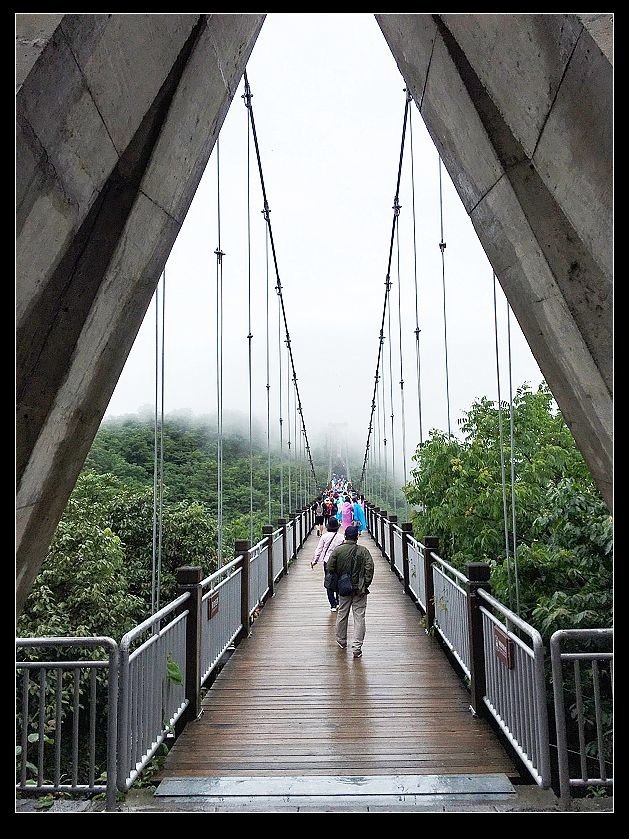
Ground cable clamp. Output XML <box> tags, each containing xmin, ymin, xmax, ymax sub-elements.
<box><xmin>439</xmin><ymin>241</ymin><xmax>447</xmax><ymax>252</ymax></box>
<box><xmin>262</xmin><ymin>203</ymin><xmax>271</xmax><ymax>222</ymax></box>
<box><xmin>392</xmin><ymin>198</ymin><xmax>401</xmax><ymax>217</ymax></box>
<box><xmin>214</xmin><ymin>248</ymin><xmax>225</xmax><ymax>264</ymax></box>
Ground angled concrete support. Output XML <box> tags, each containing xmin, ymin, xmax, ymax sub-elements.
<box><xmin>16</xmin><ymin>13</ymin><xmax>265</xmax><ymax>614</ymax></box>
<box><xmin>377</xmin><ymin>13</ymin><xmax>612</xmax><ymax>509</ymax></box>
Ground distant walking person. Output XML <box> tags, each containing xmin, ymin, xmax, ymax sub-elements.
<box><xmin>314</xmin><ymin>497</ymin><xmax>325</xmax><ymax>536</ymax></box>
<box><xmin>341</xmin><ymin>496</ymin><xmax>354</xmax><ymax>531</ymax></box>
<box><xmin>326</xmin><ymin>525</ymin><xmax>374</xmax><ymax>658</ymax></box>
<box><xmin>311</xmin><ymin>518</ymin><xmax>345</xmax><ymax>611</ymax></box>
<box><xmin>352</xmin><ymin>496</ymin><xmax>367</xmax><ymax>534</ymax></box>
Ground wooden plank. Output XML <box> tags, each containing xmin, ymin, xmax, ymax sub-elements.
<box><xmin>160</xmin><ymin>532</ymin><xmax>517</xmax><ymax>779</ymax></box>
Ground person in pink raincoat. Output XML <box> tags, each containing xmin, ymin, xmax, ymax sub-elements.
<box><xmin>341</xmin><ymin>496</ymin><xmax>354</xmax><ymax>531</ymax></box>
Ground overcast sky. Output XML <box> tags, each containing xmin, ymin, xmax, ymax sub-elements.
<box><xmin>105</xmin><ymin>13</ymin><xmax>543</xmax><ymax>483</ymax></box>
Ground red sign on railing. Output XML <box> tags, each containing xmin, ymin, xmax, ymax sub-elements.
<box><xmin>494</xmin><ymin>626</ymin><xmax>514</xmax><ymax>669</ymax></box>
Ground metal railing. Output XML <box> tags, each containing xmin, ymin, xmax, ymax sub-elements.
<box><xmin>286</xmin><ymin>519</ymin><xmax>295</xmax><ymax>560</ymax></box>
<box><xmin>407</xmin><ymin>536</ymin><xmax>426</xmax><ymax>610</ymax></box>
<box><xmin>200</xmin><ymin>558</ymin><xmax>243</xmax><ymax>685</ymax></box>
<box><xmin>479</xmin><ymin>589</ymin><xmax>551</xmax><ymax>788</ymax></box>
<box><xmin>272</xmin><ymin>527</ymin><xmax>284</xmax><ymax>582</ymax></box>
<box><xmin>249</xmin><ymin>538</ymin><xmax>270</xmax><ymax>616</ymax></box>
<box><xmin>117</xmin><ymin>594</ymin><xmax>189</xmax><ymax>792</ymax></box>
<box><xmin>393</xmin><ymin>524</ymin><xmax>403</xmax><ymax>576</ymax></box>
<box><xmin>16</xmin><ymin>637</ymin><xmax>119</xmax><ymax>811</ymax></box>
<box><xmin>432</xmin><ymin>555</ymin><xmax>471</xmax><ymax>678</ymax></box>
<box><xmin>550</xmin><ymin>628</ymin><xmax>613</xmax><ymax>802</ymax></box>
<box><xmin>383</xmin><ymin>521</ymin><xmax>391</xmax><ymax>562</ymax></box>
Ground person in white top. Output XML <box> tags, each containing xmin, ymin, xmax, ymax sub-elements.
<box><xmin>311</xmin><ymin>517</ymin><xmax>345</xmax><ymax>611</ymax></box>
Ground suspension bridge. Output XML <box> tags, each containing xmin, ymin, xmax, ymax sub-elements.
<box><xmin>16</xmin><ymin>14</ymin><xmax>612</xmax><ymax>813</ymax></box>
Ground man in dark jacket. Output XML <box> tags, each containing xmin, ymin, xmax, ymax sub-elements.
<box><xmin>326</xmin><ymin>525</ymin><xmax>374</xmax><ymax>658</ymax></box>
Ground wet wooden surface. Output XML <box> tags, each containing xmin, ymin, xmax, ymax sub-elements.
<box><xmin>161</xmin><ymin>530</ymin><xmax>516</xmax><ymax>777</ymax></box>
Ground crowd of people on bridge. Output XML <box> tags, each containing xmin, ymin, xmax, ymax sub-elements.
<box><xmin>311</xmin><ymin>476</ymin><xmax>373</xmax><ymax>659</ymax></box>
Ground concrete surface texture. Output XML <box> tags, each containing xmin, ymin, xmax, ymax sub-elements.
<box><xmin>16</xmin><ymin>13</ymin><xmax>612</xmax><ymax>614</ymax></box>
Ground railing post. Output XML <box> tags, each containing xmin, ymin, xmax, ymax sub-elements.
<box><xmin>289</xmin><ymin>512</ymin><xmax>297</xmax><ymax>563</ymax></box>
<box><xmin>466</xmin><ymin>562</ymin><xmax>491</xmax><ymax>717</ymax></box>
<box><xmin>401</xmin><ymin>522</ymin><xmax>413</xmax><ymax>596</ymax></box>
<box><xmin>175</xmin><ymin>565</ymin><xmax>203</xmax><ymax>725</ymax></box>
<box><xmin>389</xmin><ymin>515</ymin><xmax>398</xmax><ymax>571</ymax></box>
<box><xmin>380</xmin><ymin>511</ymin><xmax>388</xmax><ymax>557</ymax></box>
<box><xmin>236</xmin><ymin>540</ymin><xmax>251</xmax><ymax>641</ymax></box>
<box><xmin>278</xmin><ymin>518</ymin><xmax>288</xmax><ymax>576</ymax></box>
<box><xmin>423</xmin><ymin>537</ymin><xmax>439</xmax><ymax>632</ymax></box>
<box><xmin>263</xmin><ymin>525</ymin><xmax>274</xmax><ymax>598</ymax></box>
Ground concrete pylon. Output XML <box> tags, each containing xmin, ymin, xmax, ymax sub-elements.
<box><xmin>16</xmin><ymin>14</ymin><xmax>265</xmax><ymax>614</ymax></box>
<box><xmin>376</xmin><ymin>13</ymin><xmax>612</xmax><ymax>510</ymax></box>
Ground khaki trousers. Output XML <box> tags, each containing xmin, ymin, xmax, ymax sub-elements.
<box><xmin>336</xmin><ymin>593</ymin><xmax>367</xmax><ymax>653</ymax></box>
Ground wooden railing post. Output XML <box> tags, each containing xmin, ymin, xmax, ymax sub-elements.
<box><xmin>466</xmin><ymin>562</ymin><xmax>491</xmax><ymax>717</ymax></box>
<box><xmin>263</xmin><ymin>525</ymin><xmax>274</xmax><ymax>598</ymax></box>
<box><xmin>423</xmin><ymin>536</ymin><xmax>439</xmax><ymax>632</ymax></box>
<box><xmin>236</xmin><ymin>539</ymin><xmax>251</xmax><ymax>641</ymax></box>
<box><xmin>401</xmin><ymin>522</ymin><xmax>413</xmax><ymax>596</ymax></box>
<box><xmin>175</xmin><ymin>565</ymin><xmax>203</xmax><ymax>725</ymax></box>
<box><xmin>278</xmin><ymin>518</ymin><xmax>288</xmax><ymax>576</ymax></box>
<box><xmin>389</xmin><ymin>514</ymin><xmax>398</xmax><ymax>571</ymax></box>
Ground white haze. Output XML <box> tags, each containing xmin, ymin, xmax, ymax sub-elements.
<box><xmin>105</xmin><ymin>13</ymin><xmax>544</xmax><ymax>487</ymax></box>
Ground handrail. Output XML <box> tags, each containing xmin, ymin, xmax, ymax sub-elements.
<box><xmin>201</xmin><ymin>555</ymin><xmax>243</xmax><ymax>590</ymax></box>
<box><xmin>432</xmin><ymin>552</ymin><xmax>468</xmax><ymax>584</ymax></box>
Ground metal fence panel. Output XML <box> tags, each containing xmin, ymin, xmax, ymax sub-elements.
<box><xmin>407</xmin><ymin>537</ymin><xmax>426</xmax><ymax>610</ymax></box>
<box><xmin>432</xmin><ymin>562</ymin><xmax>470</xmax><ymax>677</ymax></box>
<box><xmin>393</xmin><ymin>527</ymin><xmax>403</xmax><ymax>576</ymax></box>
<box><xmin>249</xmin><ymin>541</ymin><xmax>270</xmax><ymax>616</ymax></box>
<box><xmin>479</xmin><ymin>589</ymin><xmax>551</xmax><ymax>788</ymax></box>
<box><xmin>16</xmin><ymin>637</ymin><xmax>119</xmax><ymax>810</ymax></box>
<box><xmin>272</xmin><ymin>529</ymin><xmax>284</xmax><ymax>582</ymax></box>
<box><xmin>550</xmin><ymin>628</ymin><xmax>613</xmax><ymax>802</ymax></box>
<box><xmin>200</xmin><ymin>566</ymin><xmax>243</xmax><ymax>685</ymax></box>
<box><xmin>118</xmin><ymin>595</ymin><xmax>189</xmax><ymax>792</ymax></box>
<box><xmin>383</xmin><ymin>522</ymin><xmax>391</xmax><ymax>561</ymax></box>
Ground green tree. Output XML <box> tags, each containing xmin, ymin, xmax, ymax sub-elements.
<box><xmin>403</xmin><ymin>383</ymin><xmax>612</xmax><ymax>635</ymax></box>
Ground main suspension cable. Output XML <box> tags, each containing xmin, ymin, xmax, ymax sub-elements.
<box><xmin>243</xmin><ymin>71</ymin><xmax>318</xmax><ymax>489</ymax></box>
<box><xmin>358</xmin><ymin>94</ymin><xmax>410</xmax><ymax>490</ymax></box>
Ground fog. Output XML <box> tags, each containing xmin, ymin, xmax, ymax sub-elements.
<box><xmin>105</xmin><ymin>13</ymin><xmax>544</xmax><ymax>486</ymax></box>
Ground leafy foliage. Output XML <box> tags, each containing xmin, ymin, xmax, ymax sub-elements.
<box><xmin>403</xmin><ymin>383</ymin><xmax>612</xmax><ymax>637</ymax></box>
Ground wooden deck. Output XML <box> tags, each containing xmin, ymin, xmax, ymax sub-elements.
<box><xmin>161</xmin><ymin>531</ymin><xmax>517</xmax><ymax>778</ymax></box>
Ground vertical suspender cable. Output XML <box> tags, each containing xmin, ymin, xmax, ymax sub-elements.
<box><xmin>246</xmin><ymin>95</ymin><xmax>254</xmax><ymax>547</ymax></box>
<box><xmin>387</xmin><ymin>278</ymin><xmax>397</xmax><ymax>514</ymax></box>
<box><xmin>265</xmin><ymin>213</ymin><xmax>272</xmax><ymax>523</ymax></box>
<box><xmin>156</xmin><ymin>268</ymin><xmax>165</xmax><ymax>612</ymax></box>
<box><xmin>438</xmin><ymin>156</ymin><xmax>452</xmax><ymax>437</ymax></box>
<box><xmin>151</xmin><ymin>283</ymin><xmax>159</xmax><ymax>615</ymax></box>
<box><xmin>493</xmin><ymin>272</ymin><xmax>512</xmax><ymax>609</ymax></box>
<box><xmin>376</xmin><ymin>374</ymin><xmax>383</xmax><ymax>503</ymax></box>
<box><xmin>395</xmin><ymin>212</ymin><xmax>408</xmax><ymax>512</ymax></box>
<box><xmin>408</xmin><ymin>98</ymin><xmax>424</xmax><ymax>445</ymax></box>
<box><xmin>358</xmin><ymin>95</ymin><xmax>409</xmax><ymax>491</ymax></box>
<box><xmin>506</xmin><ymin>305</ymin><xmax>521</xmax><ymax>613</ymax></box>
<box><xmin>278</xmin><ymin>286</ymin><xmax>284</xmax><ymax>518</ymax></box>
<box><xmin>215</xmin><ymin>138</ymin><xmax>224</xmax><ymax>566</ymax></box>
<box><xmin>286</xmin><ymin>347</ymin><xmax>292</xmax><ymax>511</ymax></box>
<box><xmin>243</xmin><ymin>72</ymin><xmax>318</xmax><ymax>494</ymax></box>
<box><xmin>382</xmin><ymin>330</ymin><xmax>389</xmax><ymax>505</ymax></box>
